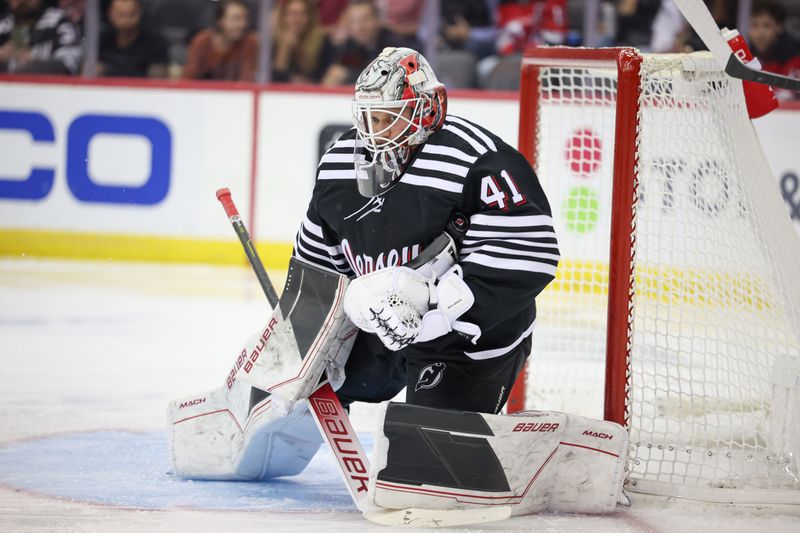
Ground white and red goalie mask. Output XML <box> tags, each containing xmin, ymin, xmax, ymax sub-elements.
<box><xmin>351</xmin><ymin>47</ymin><xmax>447</xmax><ymax>198</ymax></box>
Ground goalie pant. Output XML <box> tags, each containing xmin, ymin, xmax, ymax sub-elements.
<box><xmin>335</xmin><ymin>324</ymin><xmax>530</xmax><ymax>414</ymax></box>
<box><xmin>295</xmin><ymin>116</ymin><xmax>559</xmax><ymax>413</ymax></box>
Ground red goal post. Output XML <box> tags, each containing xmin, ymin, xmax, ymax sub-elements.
<box><xmin>509</xmin><ymin>47</ymin><xmax>641</xmax><ymax>427</ymax></box>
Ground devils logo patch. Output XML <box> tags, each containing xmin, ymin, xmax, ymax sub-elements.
<box><xmin>415</xmin><ymin>362</ymin><xmax>446</xmax><ymax>391</ymax></box>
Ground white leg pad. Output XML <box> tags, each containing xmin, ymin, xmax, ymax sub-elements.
<box><xmin>168</xmin><ymin>258</ymin><xmax>356</xmax><ymax>480</ymax></box>
<box><xmin>168</xmin><ymin>379</ymin><xmax>322</xmax><ymax>480</ymax></box>
<box><xmin>545</xmin><ymin>411</ymin><xmax>628</xmax><ymax>513</ymax></box>
<box><xmin>368</xmin><ymin>403</ymin><xmax>628</xmax><ymax>517</ymax></box>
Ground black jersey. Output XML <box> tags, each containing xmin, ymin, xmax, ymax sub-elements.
<box><xmin>0</xmin><ymin>8</ymin><xmax>82</xmax><ymax>74</ymax></box>
<box><xmin>294</xmin><ymin>115</ymin><xmax>559</xmax><ymax>359</ymax></box>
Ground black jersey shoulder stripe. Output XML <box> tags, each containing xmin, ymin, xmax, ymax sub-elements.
<box><xmin>319</xmin><ymin>152</ymin><xmax>355</xmax><ymax>165</ymax></box>
<box><xmin>419</xmin><ymin>141</ymin><xmax>479</xmax><ymax>165</ymax></box>
<box><xmin>461</xmin><ymin>237</ymin><xmax>560</xmax><ymax>252</ymax></box>
<box><xmin>468</xmin><ymin>223</ymin><xmax>555</xmax><ymax>233</ymax></box>
<box><xmin>409</xmin><ymin>156</ymin><xmax>470</xmax><ymax>179</ymax></box>
<box><xmin>447</xmin><ymin>116</ymin><xmax>498</xmax><ymax>152</ymax></box>
<box><xmin>461</xmin><ymin>239</ymin><xmax>561</xmax><ymax>256</ymax></box>
<box><xmin>299</xmin><ymin>216</ymin><xmax>348</xmax><ymax>259</ymax></box>
<box><xmin>318</xmin><ymin>136</ymin><xmax>361</xmax><ymax>179</ymax></box>
<box><xmin>399</xmin><ymin>173</ymin><xmax>464</xmax><ymax>194</ymax></box>
<box><xmin>461</xmin><ymin>212</ymin><xmax>561</xmax><ymax>276</ymax></box>
<box><xmin>403</xmin><ymin>165</ymin><xmax>466</xmax><ymax>184</ymax></box>
<box><xmin>293</xmin><ymin>246</ymin><xmax>352</xmax><ymax>275</ymax></box>
<box><xmin>318</xmin><ymin>162</ymin><xmax>356</xmax><ymax>172</ymax></box>
<box><xmin>461</xmin><ymin>251</ymin><xmax>557</xmax><ymax>276</ymax></box>
<box><xmin>466</xmin><ymin>229</ymin><xmax>555</xmax><ymax>240</ymax></box>
<box><xmin>426</xmin><ymin>126</ymin><xmax>484</xmax><ymax>158</ymax></box>
<box><xmin>318</xmin><ymin>168</ymin><xmax>356</xmax><ymax>180</ymax></box>
<box><xmin>298</xmin><ymin>228</ymin><xmax>348</xmax><ymax>264</ymax></box>
<box><xmin>295</xmin><ymin>243</ymin><xmax>351</xmax><ymax>273</ymax></box>
<box><xmin>295</xmin><ymin>215</ymin><xmax>352</xmax><ymax>274</ymax></box>
<box><xmin>415</xmin><ymin>151</ymin><xmax>474</xmax><ymax>169</ymax></box>
<box><xmin>462</xmin><ymin>245</ymin><xmax>560</xmax><ymax>267</ymax></box>
<box><xmin>470</xmin><ymin>213</ymin><xmax>554</xmax><ymax>228</ymax></box>
<box><xmin>294</xmin><ymin>235</ymin><xmax>352</xmax><ymax>273</ymax></box>
<box><xmin>464</xmin><ymin>213</ymin><xmax>559</xmax><ymax>247</ymax></box>
<box><xmin>441</xmin><ymin>123</ymin><xmax>488</xmax><ymax>155</ymax></box>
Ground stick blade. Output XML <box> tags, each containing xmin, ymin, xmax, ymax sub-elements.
<box><xmin>363</xmin><ymin>506</ymin><xmax>513</xmax><ymax>528</ymax></box>
<box><xmin>725</xmin><ymin>55</ymin><xmax>800</xmax><ymax>91</ymax></box>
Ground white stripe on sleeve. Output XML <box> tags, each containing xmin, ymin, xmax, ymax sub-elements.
<box><xmin>465</xmin><ymin>229</ymin><xmax>557</xmax><ymax>240</ymax></box>
<box><xmin>319</xmin><ymin>153</ymin><xmax>355</xmax><ymax>165</ymax></box>
<box><xmin>331</xmin><ymin>139</ymin><xmax>357</xmax><ymax>148</ymax></box>
<box><xmin>469</xmin><ymin>213</ymin><xmax>554</xmax><ymax>228</ymax></box>
<box><xmin>295</xmin><ymin>237</ymin><xmax>350</xmax><ymax>271</ymax></box>
<box><xmin>318</xmin><ymin>170</ymin><xmax>355</xmax><ymax>180</ymax></box>
<box><xmin>461</xmin><ymin>252</ymin><xmax>558</xmax><ymax>276</ymax></box>
<box><xmin>301</xmin><ymin>215</ymin><xmax>324</xmax><ymax>239</ymax></box>
<box><xmin>460</xmin><ymin>244</ymin><xmax>561</xmax><ymax>262</ymax></box>
<box><xmin>461</xmin><ymin>237</ymin><xmax>560</xmax><ymax>250</ymax></box>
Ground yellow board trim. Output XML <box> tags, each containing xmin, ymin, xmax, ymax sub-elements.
<box><xmin>547</xmin><ymin>258</ymin><xmax>772</xmax><ymax>310</ymax></box>
<box><xmin>0</xmin><ymin>230</ymin><xmax>772</xmax><ymax>311</ymax></box>
<box><xmin>0</xmin><ymin>229</ymin><xmax>294</xmax><ymax>271</ymax></box>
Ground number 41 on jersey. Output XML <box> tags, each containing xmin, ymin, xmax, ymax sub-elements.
<box><xmin>480</xmin><ymin>170</ymin><xmax>526</xmax><ymax>210</ymax></box>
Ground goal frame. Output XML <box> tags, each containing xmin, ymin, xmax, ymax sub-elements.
<box><xmin>508</xmin><ymin>47</ymin><xmax>642</xmax><ymax>427</ymax></box>
<box><xmin>509</xmin><ymin>45</ymin><xmax>800</xmax><ymax>507</ymax></box>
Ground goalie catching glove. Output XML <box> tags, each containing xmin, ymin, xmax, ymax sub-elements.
<box><xmin>344</xmin><ymin>263</ymin><xmax>481</xmax><ymax>351</ymax></box>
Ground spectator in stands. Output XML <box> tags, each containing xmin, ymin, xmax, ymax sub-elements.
<box><xmin>318</xmin><ymin>0</ymin><xmax>348</xmax><ymax>33</ymax></box>
<box><xmin>322</xmin><ymin>0</ymin><xmax>417</xmax><ymax>86</ymax></box>
<box><xmin>58</xmin><ymin>0</ymin><xmax>83</xmax><ymax>23</ymax></box>
<box><xmin>650</xmin><ymin>0</ymin><xmax>686</xmax><ymax>52</ymax></box>
<box><xmin>476</xmin><ymin>0</ymin><xmax>568</xmax><ymax>90</ymax></box>
<box><xmin>0</xmin><ymin>0</ymin><xmax>81</xmax><ymax>74</ymax></box>
<box><xmin>616</xmin><ymin>0</ymin><xmax>661</xmax><ymax>48</ymax></box>
<box><xmin>441</xmin><ymin>0</ymin><xmax>496</xmax><ymax>59</ymax></box>
<box><xmin>748</xmin><ymin>0</ymin><xmax>800</xmax><ymax>99</ymax></box>
<box><xmin>494</xmin><ymin>0</ymin><xmax>568</xmax><ymax>52</ymax></box>
<box><xmin>98</xmin><ymin>0</ymin><xmax>168</xmax><ymax>78</ymax></box>
<box><xmin>378</xmin><ymin>0</ymin><xmax>424</xmax><ymax>43</ymax></box>
<box><xmin>435</xmin><ymin>0</ymin><xmax>496</xmax><ymax>89</ymax></box>
<box><xmin>272</xmin><ymin>0</ymin><xmax>335</xmax><ymax>83</ymax></box>
<box><xmin>321</xmin><ymin>0</ymin><xmax>350</xmax><ymax>46</ymax></box>
<box><xmin>183</xmin><ymin>0</ymin><xmax>257</xmax><ymax>81</ymax></box>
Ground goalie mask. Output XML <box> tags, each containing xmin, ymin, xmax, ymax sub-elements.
<box><xmin>352</xmin><ymin>47</ymin><xmax>447</xmax><ymax>198</ymax></box>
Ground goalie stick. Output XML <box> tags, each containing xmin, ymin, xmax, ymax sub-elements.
<box><xmin>674</xmin><ymin>0</ymin><xmax>800</xmax><ymax>92</ymax></box>
<box><xmin>216</xmin><ymin>189</ymin><xmax>511</xmax><ymax>527</ymax></box>
<box><xmin>216</xmin><ymin>188</ymin><xmax>280</xmax><ymax>307</ymax></box>
<box><xmin>216</xmin><ymin>188</ymin><xmax>371</xmax><ymax>511</ymax></box>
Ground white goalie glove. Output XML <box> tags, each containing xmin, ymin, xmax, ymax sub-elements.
<box><xmin>344</xmin><ymin>263</ymin><xmax>481</xmax><ymax>351</ymax></box>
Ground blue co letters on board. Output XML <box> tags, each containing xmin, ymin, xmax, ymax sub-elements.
<box><xmin>0</xmin><ymin>110</ymin><xmax>171</xmax><ymax>205</ymax></box>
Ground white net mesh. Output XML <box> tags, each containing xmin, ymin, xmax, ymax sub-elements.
<box><xmin>523</xmin><ymin>49</ymin><xmax>800</xmax><ymax>503</ymax></box>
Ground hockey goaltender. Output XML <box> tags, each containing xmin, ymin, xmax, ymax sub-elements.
<box><xmin>167</xmin><ymin>48</ymin><xmax>628</xmax><ymax>526</ymax></box>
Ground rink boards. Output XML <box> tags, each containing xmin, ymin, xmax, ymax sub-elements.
<box><xmin>0</xmin><ymin>77</ymin><xmax>798</xmax><ymax>269</ymax></box>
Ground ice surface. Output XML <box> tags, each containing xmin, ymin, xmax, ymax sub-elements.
<box><xmin>0</xmin><ymin>259</ymin><xmax>797</xmax><ymax>532</ymax></box>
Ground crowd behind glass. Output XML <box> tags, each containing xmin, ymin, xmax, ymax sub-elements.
<box><xmin>0</xmin><ymin>0</ymin><xmax>797</xmax><ymax>98</ymax></box>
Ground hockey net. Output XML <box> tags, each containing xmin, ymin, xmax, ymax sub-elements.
<box><xmin>512</xmin><ymin>46</ymin><xmax>800</xmax><ymax>505</ymax></box>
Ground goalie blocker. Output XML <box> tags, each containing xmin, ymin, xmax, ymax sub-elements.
<box><xmin>367</xmin><ymin>403</ymin><xmax>628</xmax><ymax>518</ymax></box>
